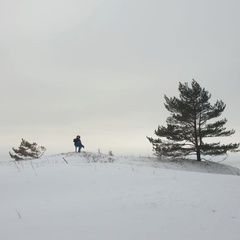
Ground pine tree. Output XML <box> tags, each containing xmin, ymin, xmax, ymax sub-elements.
<box><xmin>147</xmin><ymin>79</ymin><xmax>239</xmax><ymax>161</ymax></box>
<box><xmin>9</xmin><ymin>139</ymin><xmax>46</xmax><ymax>161</ymax></box>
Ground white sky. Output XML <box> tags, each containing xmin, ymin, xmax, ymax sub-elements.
<box><xmin>1</xmin><ymin>0</ymin><xmax>240</xmax><ymax>160</ymax></box>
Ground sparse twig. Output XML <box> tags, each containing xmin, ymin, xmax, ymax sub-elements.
<box><xmin>217</xmin><ymin>155</ymin><xmax>228</xmax><ymax>163</ymax></box>
<box><xmin>15</xmin><ymin>208</ymin><xmax>21</xmax><ymax>219</ymax></box>
<box><xmin>63</xmin><ymin>157</ymin><xmax>68</xmax><ymax>164</ymax></box>
<box><xmin>30</xmin><ymin>161</ymin><xmax>37</xmax><ymax>176</ymax></box>
<box><xmin>14</xmin><ymin>161</ymin><xmax>20</xmax><ymax>172</ymax></box>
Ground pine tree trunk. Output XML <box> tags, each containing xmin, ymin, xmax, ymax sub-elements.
<box><xmin>196</xmin><ymin>148</ymin><xmax>201</xmax><ymax>161</ymax></box>
<box><xmin>194</xmin><ymin>115</ymin><xmax>201</xmax><ymax>161</ymax></box>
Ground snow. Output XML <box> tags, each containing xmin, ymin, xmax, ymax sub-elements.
<box><xmin>1</xmin><ymin>152</ymin><xmax>240</xmax><ymax>240</ymax></box>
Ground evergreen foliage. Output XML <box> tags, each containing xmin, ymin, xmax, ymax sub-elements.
<box><xmin>147</xmin><ymin>79</ymin><xmax>239</xmax><ymax>161</ymax></box>
<box><xmin>9</xmin><ymin>139</ymin><xmax>46</xmax><ymax>161</ymax></box>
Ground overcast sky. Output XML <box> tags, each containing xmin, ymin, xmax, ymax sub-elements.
<box><xmin>1</xmin><ymin>0</ymin><xmax>240</xmax><ymax>160</ymax></box>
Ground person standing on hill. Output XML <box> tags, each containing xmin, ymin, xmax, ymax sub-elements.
<box><xmin>73</xmin><ymin>135</ymin><xmax>84</xmax><ymax>152</ymax></box>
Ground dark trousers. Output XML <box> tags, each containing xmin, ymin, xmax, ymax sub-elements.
<box><xmin>75</xmin><ymin>146</ymin><xmax>82</xmax><ymax>152</ymax></box>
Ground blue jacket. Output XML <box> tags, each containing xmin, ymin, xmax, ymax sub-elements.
<box><xmin>73</xmin><ymin>138</ymin><xmax>84</xmax><ymax>148</ymax></box>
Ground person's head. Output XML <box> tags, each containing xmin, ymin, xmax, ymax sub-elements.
<box><xmin>77</xmin><ymin>135</ymin><xmax>80</xmax><ymax>138</ymax></box>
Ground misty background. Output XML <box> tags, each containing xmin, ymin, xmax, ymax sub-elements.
<box><xmin>1</xmin><ymin>0</ymin><xmax>240</xmax><ymax>161</ymax></box>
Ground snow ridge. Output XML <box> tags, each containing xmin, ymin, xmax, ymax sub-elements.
<box><xmin>48</xmin><ymin>152</ymin><xmax>240</xmax><ymax>175</ymax></box>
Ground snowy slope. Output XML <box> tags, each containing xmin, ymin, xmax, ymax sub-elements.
<box><xmin>0</xmin><ymin>152</ymin><xmax>240</xmax><ymax>240</ymax></box>
<box><xmin>51</xmin><ymin>151</ymin><xmax>240</xmax><ymax>175</ymax></box>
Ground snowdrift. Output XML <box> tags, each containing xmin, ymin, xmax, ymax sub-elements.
<box><xmin>51</xmin><ymin>151</ymin><xmax>240</xmax><ymax>175</ymax></box>
<box><xmin>1</xmin><ymin>152</ymin><xmax>240</xmax><ymax>240</ymax></box>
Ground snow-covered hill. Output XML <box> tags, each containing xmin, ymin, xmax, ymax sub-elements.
<box><xmin>51</xmin><ymin>151</ymin><xmax>240</xmax><ymax>175</ymax></box>
<box><xmin>1</xmin><ymin>152</ymin><xmax>240</xmax><ymax>240</ymax></box>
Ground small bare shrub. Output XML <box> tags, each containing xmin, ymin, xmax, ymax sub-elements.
<box><xmin>108</xmin><ymin>150</ymin><xmax>114</xmax><ymax>156</ymax></box>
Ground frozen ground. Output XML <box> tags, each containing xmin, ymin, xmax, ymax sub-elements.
<box><xmin>1</xmin><ymin>152</ymin><xmax>240</xmax><ymax>240</ymax></box>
